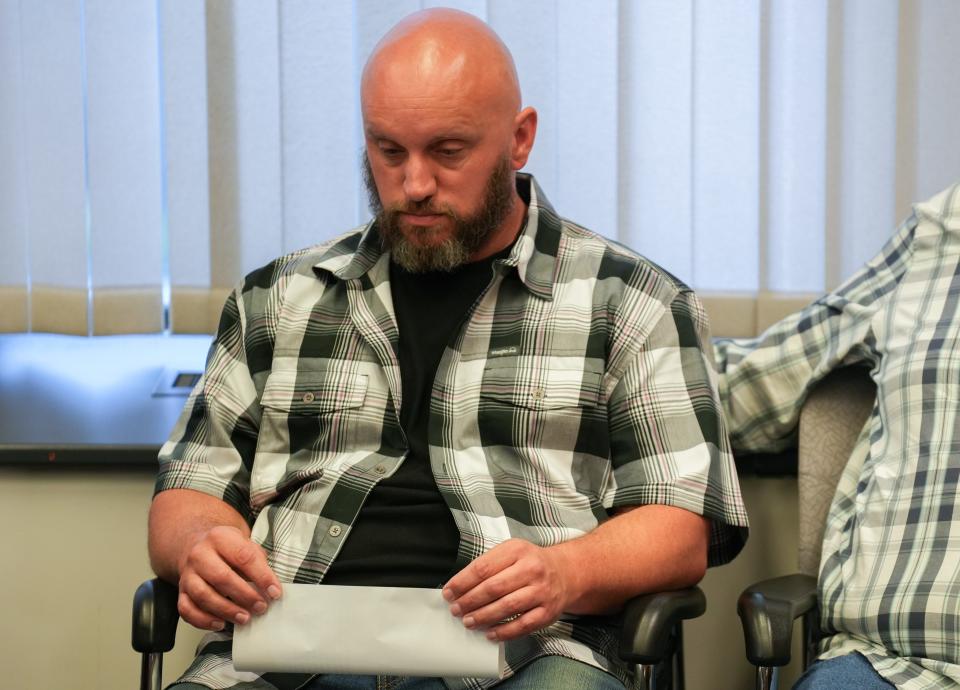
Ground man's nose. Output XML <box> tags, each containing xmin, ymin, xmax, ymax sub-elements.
<box><xmin>402</xmin><ymin>155</ymin><xmax>437</xmax><ymax>202</ymax></box>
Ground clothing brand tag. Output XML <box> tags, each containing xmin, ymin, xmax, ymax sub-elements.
<box><xmin>488</xmin><ymin>346</ymin><xmax>519</xmax><ymax>358</ymax></box>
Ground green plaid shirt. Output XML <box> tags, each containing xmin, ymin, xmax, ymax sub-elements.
<box><xmin>718</xmin><ymin>183</ymin><xmax>960</xmax><ymax>689</ymax></box>
<box><xmin>157</xmin><ymin>174</ymin><xmax>748</xmax><ymax>690</ymax></box>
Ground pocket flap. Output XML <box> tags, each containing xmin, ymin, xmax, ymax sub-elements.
<box><xmin>261</xmin><ymin>368</ymin><xmax>368</xmax><ymax>413</ymax></box>
<box><xmin>480</xmin><ymin>367</ymin><xmax>602</xmax><ymax>410</ymax></box>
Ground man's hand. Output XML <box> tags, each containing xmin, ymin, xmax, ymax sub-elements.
<box><xmin>176</xmin><ymin>525</ymin><xmax>283</xmax><ymax>631</ymax></box>
<box><xmin>442</xmin><ymin>539</ymin><xmax>577</xmax><ymax>641</ymax></box>
<box><xmin>441</xmin><ymin>507</ymin><xmax>710</xmax><ymax>642</ymax></box>
<box><xmin>149</xmin><ymin>489</ymin><xmax>285</xmax><ymax>632</ymax></box>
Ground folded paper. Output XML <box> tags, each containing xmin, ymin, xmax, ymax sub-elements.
<box><xmin>233</xmin><ymin>584</ymin><xmax>504</xmax><ymax>678</ymax></box>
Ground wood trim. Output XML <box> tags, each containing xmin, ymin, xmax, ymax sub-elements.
<box><xmin>30</xmin><ymin>286</ymin><xmax>88</xmax><ymax>335</ymax></box>
<box><xmin>12</xmin><ymin>288</ymin><xmax>820</xmax><ymax>338</ymax></box>
<box><xmin>92</xmin><ymin>288</ymin><xmax>163</xmax><ymax>334</ymax></box>
<box><xmin>702</xmin><ymin>291</ymin><xmax>819</xmax><ymax>338</ymax></box>
<box><xmin>170</xmin><ymin>287</ymin><xmax>231</xmax><ymax>334</ymax></box>
<box><xmin>0</xmin><ymin>287</ymin><xmax>29</xmax><ymax>333</ymax></box>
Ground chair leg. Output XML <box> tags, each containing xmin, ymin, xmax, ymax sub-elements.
<box><xmin>637</xmin><ymin>663</ymin><xmax>656</xmax><ymax>690</ymax></box>
<box><xmin>141</xmin><ymin>652</ymin><xmax>163</xmax><ymax>690</ymax></box>
<box><xmin>674</xmin><ymin>622</ymin><xmax>685</xmax><ymax>690</ymax></box>
<box><xmin>755</xmin><ymin>666</ymin><xmax>779</xmax><ymax>690</ymax></box>
<box><xmin>801</xmin><ymin>609</ymin><xmax>819</xmax><ymax>669</ymax></box>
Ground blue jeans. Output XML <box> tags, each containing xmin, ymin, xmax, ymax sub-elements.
<box><xmin>170</xmin><ymin>656</ymin><xmax>624</xmax><ymax>690</ymax></box>
<box><xmin>793</xmin><ymin>652</ymin><xmax>895</xmax><ymax>689</ymax></box>
<box><xmin>302</xmin><ymin>656</ymin><xmax>625</xmax><ymax>690</ymax></box>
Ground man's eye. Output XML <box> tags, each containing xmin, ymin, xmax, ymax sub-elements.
<box><xmin>437</xmin><ymin>148</ymin><xmax>463</xmax><ymax>158</ymax></box>
<box><xmin>379</xmin><ymin>146</ymin><xmax>403</xmax><ymax>158</ymax></box>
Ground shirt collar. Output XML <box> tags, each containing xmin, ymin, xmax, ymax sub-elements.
<box><xmin>312</xmin><ymin>173</ymin><xmax>562</xmax><ymax>301</ymax></box>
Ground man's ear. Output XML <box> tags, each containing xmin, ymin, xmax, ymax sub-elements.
<box><xmin>510</xmin><ymin>107</ymin><xmax>538</xmax><ymax>170</ymax></box>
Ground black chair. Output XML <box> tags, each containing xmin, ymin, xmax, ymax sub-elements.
<box><xmin>133</xmin><ymin>578</ymin><xmax>705</xmax><ymax>690</ymax></box>
<box><xmin>736</xmin><ymin>367</ymin><xmax>875</xmax><ymax>690</ymax></box>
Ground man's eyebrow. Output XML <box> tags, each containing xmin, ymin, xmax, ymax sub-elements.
<box><xmin>363</xmin><ymin>124</ymin><xmax>477</xmax><ymax>144</ymax></box>
<box><xmin>364</xmin><ymin>125</ymin><xmax>392</xmax><ymax>140</ymax></box>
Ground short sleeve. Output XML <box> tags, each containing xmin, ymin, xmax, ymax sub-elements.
<box><xmin>155</xmin><ymin>286</ymin><xmax>261</xmax><ymax>522</ymax></box>
<box><xmin>716</xmin><ymin>214</ymin><xmax>918</xmax><ymax>454</ymax></box>
<box><xmin>606</xmin><ymin>289</ymin><xmax>748</xmax><ymax>566</ymax></box>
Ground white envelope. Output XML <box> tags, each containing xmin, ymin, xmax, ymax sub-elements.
<box><xmin>233</xmin><ymin>584</ymin><xmax>505</xmax><ymax>678</ymax></box>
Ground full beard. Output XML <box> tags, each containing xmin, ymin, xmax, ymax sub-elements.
<box><xmin>362</xmin><ymin>153</ymin><xmax>515</xmax><ymax>273</ymax></box>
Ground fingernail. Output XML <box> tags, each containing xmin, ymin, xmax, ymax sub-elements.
<box><xmin>441</xmin><ymin>588</ymin><xmax>453</xmax><ymax>601</ymax></box>
<box><xmin>210</xmin><ymin>620</ymin><xmax>225</xmax><ymax>631</ymax></box>
<box><xmin>235</xmin><ymin>611</ymin><xmax>250</xmax><ymax>625</ymax></box>
<box><xmin>267</xmin><ymin>585</ymin><xmax>282</xmax><ymax>600</ymax></box>
<box><xmin>449</xmin><ymin>603</ymin><xmax>462</xmax><ymax>617</ymax></box>
<box><xmin>486</xmin><ymin>630</ymin><xmax>498</xmax><ymax>641</ymax></box>
<box><xmin>463</xmin><ymin>615</ymin><xmax>475</xmax><ymax>629</ymax></box>
<box><xmin>253</xmin><ymin>601</ymin><xmax>268</xmax><ymax>614</ymax></box>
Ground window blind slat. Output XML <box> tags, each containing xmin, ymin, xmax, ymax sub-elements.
<box><xmin>161</xmin><ymin>0</ymin><xmax>211</xmax><ymax>293</ymax></box>
<box><xmin>692</xmin><ymin>0</ymin><xmax>761</xmax><ymax>292</ymax></box>
<box><xmin>913</xmin><ymin>1</ymin><xmax>960</xmax><ymax>204</ymax></box>
<box><xmin>280</xmin><ymin>1</ymin><xmax>362</xmax><ymax>254</ymax></box>
<box><xmin>765</xmin><ymin>0</ymin><xmax>828</xmax><ymax>293</ymax></box>
<box><xmin>556</xmin><ymin>0</ymin><xmax>619</xmax><ymax>238</ymax></box>
<box><xmin>836</xmin><ymin>0</ymin><xmax>899</xmax><ymax>279</ymax></box>
<box><xmin>0</xmin><ymin>0</ymin><xmax>28</xmax><ymax>331</ymax></box>
<box><xmin>206</xmin><ymin>1</ymin><xmax>283</xmax><ymax>289</ymax></box>
<box><xmin>619</xmin><ymin>0</ymin><xmax>694</xmax><ymax>282</ymax></box>
<box><xmin>85</xmin><ymin>0</ymin><xmax>163</xmax><ymax>333</ymax></box>
<box><xmin>19</xmin><ymin>1</ymin><xmax>88</xmax><ymax>333</ymax></box>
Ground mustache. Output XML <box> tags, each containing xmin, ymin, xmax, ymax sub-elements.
<box><xmin>383</xmin><ymin>200</ymin><xmax>455</xmax><ymax>218</ymax></box>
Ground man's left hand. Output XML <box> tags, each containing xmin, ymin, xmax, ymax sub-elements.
<box><xmin>442</xmin><ymin>538</ymin><xmax>576</xmax><ymax>641</ymax></box>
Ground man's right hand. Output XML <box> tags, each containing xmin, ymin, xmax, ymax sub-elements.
<box><xmin>175</xmin><ymin>525</ymin><xmax>283</xmax><ymax>631</ymax></box>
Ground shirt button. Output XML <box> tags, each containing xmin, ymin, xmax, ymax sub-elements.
<box><xmin>531</xmin><ymin>388</ymin><xmax>545</xmax><ymax>400</ymax></box>
<box><xmin>328</xmin><ymin>525</ymin><xmax>342</xmax><ymax>538</ymax></box>
<box><xmin>302</xmin><ymin>392</ymin><xmax>315</xmax><ymax>403</ymax></box>
<box><xmin>374</xmin><ymin>464</ymin><xmax>387</xmax><ymax>474</ymax></box>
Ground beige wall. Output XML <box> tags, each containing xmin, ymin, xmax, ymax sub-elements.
<box><xmin>0</xmin><ymin>468</ymin><xmax>803</xmax><ymax>690</ymax></box>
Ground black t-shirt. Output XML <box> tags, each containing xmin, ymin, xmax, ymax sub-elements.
<box><xmin>322</xmin><ymin>249</ymin><xmax>507</xmax><ymax>587</ymax></box>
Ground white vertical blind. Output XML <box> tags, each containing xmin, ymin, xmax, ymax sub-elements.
<box><xmin>913</xmin><ymin>0</ymin><xmax>960</xmax><ymax>212</ymax></box>
<box><xmin>1</xmin><ymin>0</ymin><xmax>958</xmax><ymax>336</ymax></box>
<box><xmin>836</xmin><ymin>0</ymin><xmax>900</xmax><ymax>282</ymax></box>
<box><xmin>279</xmin><ymin>1</ymin><xmax>361</xmax><ymax>253</ymax></box>
<box><xmin>18</xmin><ymin>0</ymin><xmax>89</xmax><ymax>334</ymax></box>
<box><xmin>206</xmin><ymin>1</ymin><xmax>284</xmax><ymax>293</ymax></box>
<box><xmin>160</xmin><ymin>0</ymin><xmax>211</xmax><ymax>332</ymax></box>
<box><xmin>0</xmin><ymin>0</ymin><xmax>29</xmax><ymax>331</ymax></box>
<box><xmin>619</xmin><ymin>0</ymin><xmax>694</xmax><ymax>282</ymax></box>
<box><xmin>84</xmin><ymin>0</ymin><xmax>164</xmax><ymax>333</ymax></box>
<box><xmin>691</xmin><ymin>1</ymin><xmax>761</xmax><ymax>292</ymax></box>
<box><xmin>556</xmin><ymin>0</ymin><xmax>619</xmax><ymax>238</ymax></box>
<box><xmin>765</xmin><ymin>0</ymin><xmax>828</xmax><ymax>293</ymax></box>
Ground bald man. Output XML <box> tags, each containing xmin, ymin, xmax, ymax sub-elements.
<box><xmin>150</xmin><ymin>9</ymin><xmax>748</xmax><ymax>690</ymax></box>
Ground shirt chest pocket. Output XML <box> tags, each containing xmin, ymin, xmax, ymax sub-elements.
<box><xmin>257</xmin><ymin>367</ymin><xmax>369</xmax><ymax>459</ymax></box>
<box><xmin>476</xmin><ymin>364</ymin><xmax>606</xmax><ymax>451</ymax></box>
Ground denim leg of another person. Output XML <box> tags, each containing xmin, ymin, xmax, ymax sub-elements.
<box><xmin>305</xmin><ymin>675</ymin><xmax>446</xmax><ymax>689</ymax></box>
<box><xmin>172</xmin><ymin>657</ymin><xmax>626</xmax><ymax>690</ymax></box>
<box><xmin>792</xmin><ymin>653</ymin><xmax>895</xmax><ymax>690</ymax></box>
<box><xmin>303</xmin><ymin>656</ymin><xmax>625</xmax><ymax>690</ymax></box>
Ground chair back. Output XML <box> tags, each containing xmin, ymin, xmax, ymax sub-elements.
<box><xmin>796</xmin><ymin>367</ymin><xmax>875</xmax><ymax>576</ymax></box>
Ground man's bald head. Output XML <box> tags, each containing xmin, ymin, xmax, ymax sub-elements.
<box><xmin>359</xmin><ymin>9</ymin><xmax>537</xmax><ymax>272</ymax></box>
<box><xmin>361</xmin><ymin>8</ymin><xmax>521</xmax><ymax>120</ymax></box>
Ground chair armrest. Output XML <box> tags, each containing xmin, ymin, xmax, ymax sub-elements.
<box><xmin>617</xmin><ymin>587</ymin><xmax>706</xmax><ymax>665</ymax></box>
<box><xmin>132</xmin><ymin>577</ymin><xmax>180</xmax><ymax>653</ymax></box>
<box><xmin>738</xmin><ymin>573</ymin><xmax>817</xmax><ymax>667</ymax></box>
